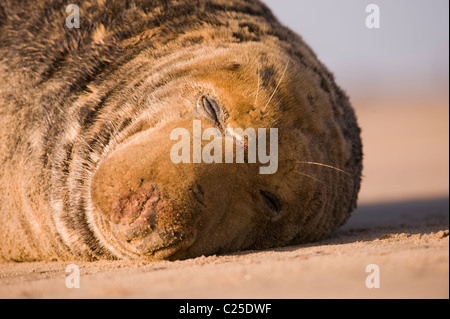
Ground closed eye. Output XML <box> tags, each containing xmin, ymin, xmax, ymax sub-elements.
<box><xmin>260</xmin><ymin>190</ymin><xmax>282</xmax><ymax>220</ymax></box>
<box><xmin>198</xmin><ymin>95</ymin><xmax>223</xmax><ymax>126</ymax></box>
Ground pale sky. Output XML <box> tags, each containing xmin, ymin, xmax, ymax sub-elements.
<box><xmin>261</xmin><ymin>0</ymin><xmax>449</xmax><ymax>100</ymax></box>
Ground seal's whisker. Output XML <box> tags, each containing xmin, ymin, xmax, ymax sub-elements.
<box><xmin>254</xmin><ymin>66</ymin><xmax>261</xmax><ymax>106</ymax></box>
<box><xmin>297</xmin><ymin>161</ymin><xmax>351</xmax><ymax>177</ymax></box>
<box><xmin>262</xmin><ymin>58</ymin><xmax>290</xmax><ymax>113</ymax></box>
<box><xmin>294</xmin><ymin>171</ymin><xmax>325</xmax><ymax>185</ymax></box>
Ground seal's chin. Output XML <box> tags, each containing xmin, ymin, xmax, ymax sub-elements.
<box><xmin>111</xmin><ymin>225</ymin><xmax>196</xmax><ymax>260</ymax></box>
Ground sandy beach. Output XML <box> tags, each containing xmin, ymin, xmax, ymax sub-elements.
<box><xmin>0</xmin><ymin>98</ymin><xmax>448</xmax><ymax>299</ymax></box>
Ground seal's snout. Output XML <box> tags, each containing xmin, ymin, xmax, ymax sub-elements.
<box><xmin>92</xmin><ymin>172</ymin><xmax>198</xmax><ymax>259</ymax></box>
<box><xmin>90</xmin><ymin>120</ymin><xmax>210</xmax><ymax>259</ymax></box>
<box><xmin>110</xmin><ymin>186</ymin><xmax>165</xmax><ymax>244</ymax></box>
<box><xmin>108</xmin><ymin>185</ymin><xmax>189</xmax><ymax>257</ymax></box>
<box><xmin>110</xmin><ymin>186</ymin><xmax>161</xmax><ymax>226</ymax></box>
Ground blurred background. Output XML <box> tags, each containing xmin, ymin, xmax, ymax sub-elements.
<box><xmin>263</xmin><ymin>0</ymin><xmax>449</xmax><ymax>204</ymax></box>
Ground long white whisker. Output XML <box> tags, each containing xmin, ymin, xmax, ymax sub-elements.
<box><xmin>261</xmin><ymin>58</ymin><xmax>290</xmax><ymax>113</ymax></box>
<box><xmin>294</xmin><ymin>171</ymin><xmax>325</xmax><ymax>184</ymax></box>
<box><xmin>297</xmin><ymin>161</ymin><xmax>351</xmax><ymax>177</ymax></box>
<box><xmin>254</xmin><ymin>67</ymin><xmax>261</xmax><ymax>106</ymax></box>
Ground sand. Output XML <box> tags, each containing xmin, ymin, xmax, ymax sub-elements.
<box><xmin>0</xmin><ymin>98</ymin><xmax>448</xmax><ymax>299</ymax></box>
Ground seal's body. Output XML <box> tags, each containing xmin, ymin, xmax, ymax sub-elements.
<box><xmin>0</xmin><ymin>0</ymin><xmax>362</xmax><ymax>261</ymax></box>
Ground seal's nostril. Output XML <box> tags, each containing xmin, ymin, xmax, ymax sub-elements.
<box><xmin>196</xmin><ymin>184</ymin><xmax>204</xmax><ymax>196</ymax></box>
<box><xmin>190</xmin><ymin>184</ymin><xmax>206</xmax><ymax>207</ymax></box>
<box><xmin>260</xmin><ymin>190</ymin><xmax>282</xmax><ymax>219</ymax></box>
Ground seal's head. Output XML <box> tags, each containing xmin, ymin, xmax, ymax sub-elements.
<box><xmin>89</xmin><ymin>43</ymin><xmax>362</xmax><ymax>260</ymax></box>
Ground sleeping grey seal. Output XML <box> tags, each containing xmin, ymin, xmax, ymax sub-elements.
<box><xmin>0</xmin><ymin>0</ymin><xmax>362</xmax><ymax>261</ymax></box>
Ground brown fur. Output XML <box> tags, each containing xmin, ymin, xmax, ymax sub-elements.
<box><xmin>0</xmin><ymin>0</ymin><xmax>363</xmax><ymax>261</ymax></box>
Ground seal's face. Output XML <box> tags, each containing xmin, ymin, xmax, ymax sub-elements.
<box><xmin>90</xmin><ymin>44</ymin><xmax>356</xmax><ymax>260</ymax></box>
